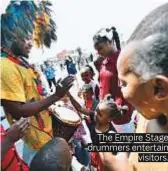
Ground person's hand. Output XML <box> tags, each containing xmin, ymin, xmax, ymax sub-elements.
<box><xmin>6</xmin><ymin>118</ymin><xmax>30</xmax><ymax>144</ymax></box>
<box><xmin>99</xmin><ymin>152</ymin><xmax>132</xmax><ymax>171</ymax></box>
<box><xmin>55</xmin><ymin>76</ymin><xmax>75</xmax><ymax>98</ymax></box>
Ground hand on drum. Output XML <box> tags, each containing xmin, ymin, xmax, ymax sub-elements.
<box><xmin>55</xmin><ymin>76</ymin><xmax>75</xmax><ymax>98</ymax></box>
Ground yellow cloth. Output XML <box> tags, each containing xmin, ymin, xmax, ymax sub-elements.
<box><xmin>0</xmin><ymin>58</ymin><xmax>52</xmax><ymax>150</ymax></box>
<box><xmin>129</xmin><ymin>113</ymin><xmax>168</xmax><ymax>171</ymax></box>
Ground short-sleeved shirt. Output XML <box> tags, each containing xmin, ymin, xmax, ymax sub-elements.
<box><xmin>1</xmin><ymin>57</ymin><xmax>52</xmax><ymax>150</ymax></box>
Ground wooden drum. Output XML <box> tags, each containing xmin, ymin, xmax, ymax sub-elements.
<box><xmin>51</xmin><ymin>106</ymin><xmax>81</xmax><ymax>141</ymax></box>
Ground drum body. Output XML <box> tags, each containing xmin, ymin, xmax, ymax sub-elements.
<box><xmin>51</xmin><ymin>107</ymin><xmax>81</xmax><ymax>141</ymax></box>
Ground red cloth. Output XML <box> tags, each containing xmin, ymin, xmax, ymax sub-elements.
<box><xmin>85</xmin><ymin>99</ymin><xmax>93</xmax><ymax>124</ymax></box>
<box><xmin>99</xmin><ymin>51</ymin><xmax>134</xmax><ymax>124</ymax></box>
<box><xmin>1</xmin><ymin>125</ymin><xmax>29</xmax><ymax>171</ymax></box>
<box><xmin>37</xmin><ymin>84</ymin><xmax>43</xmax><ymax>96</ymax></box>
<box><xmin>91</xmin><ymin>152</ymin><xmax>103</xmax><ymax>171</ymax></box>
<box><xmin>99</xmin><ymin>51</ymin><xmax>121</xmax><ymax>100</ymax></box>
<box><xmin>85</xmin><ymin>100</ymin><xmax>93</xmax><ymax>111</ymax></box>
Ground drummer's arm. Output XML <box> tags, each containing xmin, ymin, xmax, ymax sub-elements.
<box><xmin>1</xmin><ymin>76</ymin><xmax>74</xmax><ymax>119</ymax></box>
<box><xmin>1</xmin><ymin>94</ymin><xmax>60</xmax><ymax>119</ymax></box>
<box><xmin>68</xmin><ymin>93</ymin><xmax>90</xmax><ymax>116</ymax></box>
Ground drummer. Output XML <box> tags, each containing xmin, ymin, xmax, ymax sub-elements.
<box><xmin>1</xmin><ymin>0</ymin><xmax>75</xmax><ymax>165</ymax></box>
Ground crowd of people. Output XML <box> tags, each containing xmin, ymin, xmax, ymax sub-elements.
<box><xmin>1</xmin><ymin>1</ymin><xmax>168</xmax><ymax>171</ymax></box>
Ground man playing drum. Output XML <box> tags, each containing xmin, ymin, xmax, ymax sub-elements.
<box><xmin>1</xmin><ymin>1</ymin><xmax>74</xmax><ymax>165</ymax></box>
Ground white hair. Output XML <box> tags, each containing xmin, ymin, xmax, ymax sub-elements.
<box><xmin>126</xmin><ymin>3</ymin><xmax>168</xmax><ymax>82</ymax></box>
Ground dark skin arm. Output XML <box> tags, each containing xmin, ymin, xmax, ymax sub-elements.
<box><xmin>1</xmin><ymin>118</ymin><xmax>29</xmax><ymax>160</ymax></box>
<box><xmin>2</xmin><ymin>94</ymin><xmax>59</xmax><ymax>119</ymax></box>
<box><xmin>67</xmin><ymin>92</ymin><xmax>91</xmax><ymax>116</ymax></box>
<box><xmin>1</xmin><ymin>76</ymin><xmax>74</xmax><ymax>120</ymax></box>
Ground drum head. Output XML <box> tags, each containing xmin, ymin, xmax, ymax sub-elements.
<box><xmin>53</xmin><ymin>107</ymin><xmax>81</xmax><ymax>124</ymax></box>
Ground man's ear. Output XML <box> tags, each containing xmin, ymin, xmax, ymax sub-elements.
<box><xmin>153</xmin><ymin>75</ymin><xmax>168</xmax><ymax>100</ymax></box>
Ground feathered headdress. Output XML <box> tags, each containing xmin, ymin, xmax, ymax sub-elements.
<box><xmin>1</xmin><ymin>0</ymin><xmax>57</xmax><ymax>49</ymax></box>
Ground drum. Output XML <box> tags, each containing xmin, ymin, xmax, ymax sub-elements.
<box><xmin>51</xmin><ymin>106</ymin><xmax>81</xmax><ymax>141</ymax></box>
